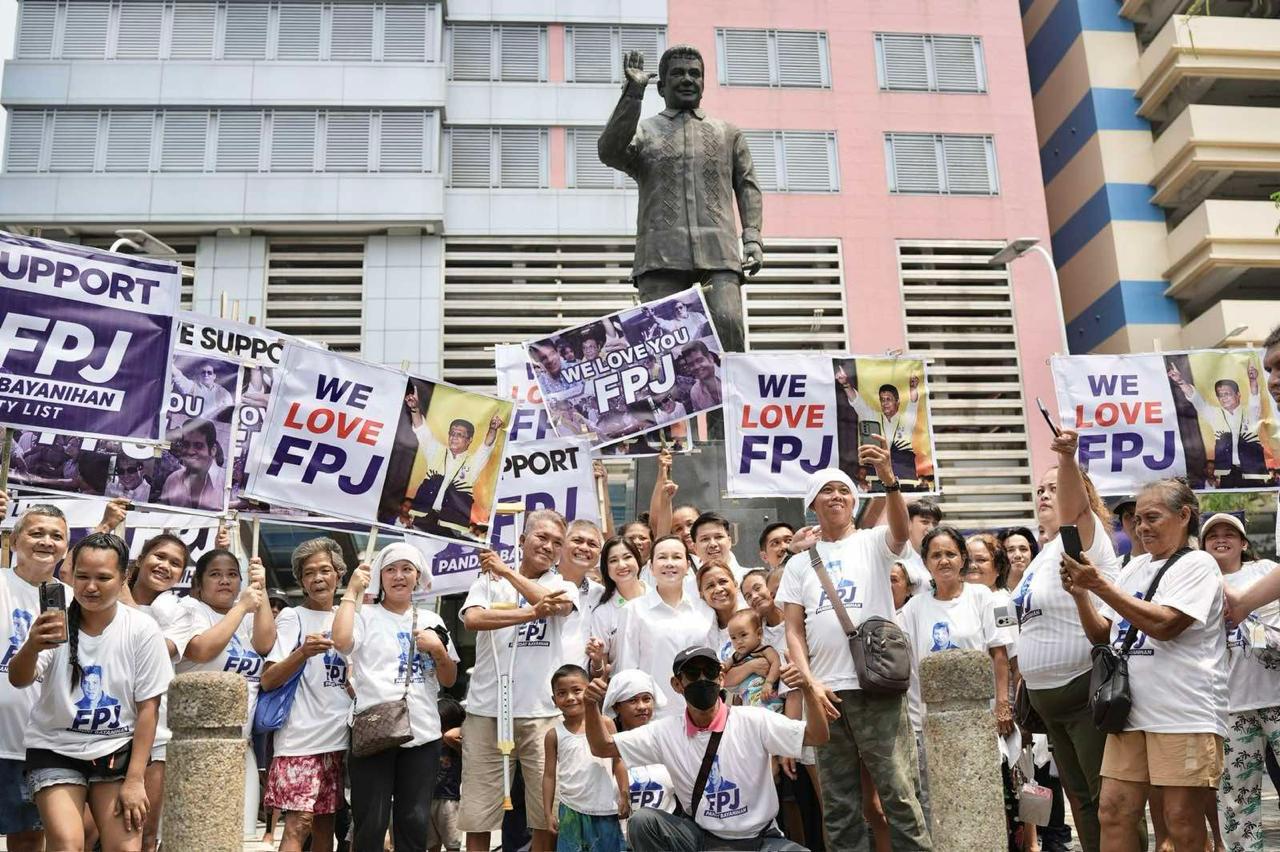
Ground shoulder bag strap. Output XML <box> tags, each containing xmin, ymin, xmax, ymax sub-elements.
<box><xmin>403</xmin><ymin>606</ymin><xmax>419</xmax><ymax>700</ymax></box>
<box><xmin>1118</xmin><ymin>547</ymin><xmax>1191</xmax><ymax>653</ymax></box>
<box><xmin>809</xmin><ymin>546</ymin><xmax>857</xmax><ymax>638</ymax></box>
<box><xmin>690</xmin><ymin>706</ymin><xmax>727</xmax><ymax>816</ymax></box>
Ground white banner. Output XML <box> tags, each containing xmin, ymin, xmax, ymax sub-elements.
<box><xmin>1052</xmin><ymin>349</ymin><xmax>1279</xmax><ymax>494</ymax></box>
<box><xmin>246</xmin><ymin>343</ymin><xmax>512</xmax><ymax>540</ymax></box>
<box><xmin>724</xmin><ymin>352</ymin><xmax>938</xmax><ymax>497</ymax></box>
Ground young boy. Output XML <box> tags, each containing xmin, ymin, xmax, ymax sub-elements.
<box><xmin>428</xmin><ymin>695</ymin><xmax>465</xmax><ymax>852</ymax></box>
<box><xmin>543</xmin><ymin>665</ymin><xmax>629</xmax><ymax>852</ymax></box>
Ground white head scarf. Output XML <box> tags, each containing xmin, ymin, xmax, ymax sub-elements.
<box><xmin>366</xmin><ymin>541</ymin><xmax>431</xmax><ymax>599</ymax></box>
<box><xmin>601</xmin><ymin>669</ymin><xmax>668</xmax><ymax>720</ymax></box>
<box><xmin>803</xmin><ymin>468</ymin><xmax>861</xmax><ymax>515</ymax></box>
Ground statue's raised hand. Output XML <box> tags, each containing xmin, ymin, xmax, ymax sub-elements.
<box><xmin>624</xmin><ymin>50</ymin><xmax>657</xmax><ymax>88</ymax></box>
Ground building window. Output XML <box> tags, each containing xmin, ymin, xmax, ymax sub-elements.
<box><xmin>446</xmin><ymin>127</ymin><xmax>548</xmax><ymax>188</ymax></box>
<box><xmin>875</xmin><ymin>34</ymin><xmax>986</xmax><ymax>93</ymax></box>
<box><xmin>11</xmin><ymin>0</ymin><xmax>441</xmax><ymax>63</ymax></box>
<box><xmin>742</xmin><ymin>130</ymin><xmax>839</xmax><ymax>192</ymax></box>
<box><xmin>715</xmin><ymin>28</ymin><xmax>830</xmax><ymax>89</ymax></box>
<box><xmin>884</xmin><ymin>133</ymin><xmax>998</xmax><ymax>195</ymax></box>
<box><xmin>564</xmin><ymin>25</ymin><xmax>665</xmax><ymax>83</ymax></box>
<box><xmin>4</xmin><ymin>107</ymin><xmax>439</xmax><ymax>174</ymax></box>
<box><xmin>566</xmin><ymin>127</ymin><xmax>629</xmax><ymax>188</ymax></box>
<box><xmin>447</xmin><ymin>23</ymin><xmax>546</xmax><ymax>81</ymax></box>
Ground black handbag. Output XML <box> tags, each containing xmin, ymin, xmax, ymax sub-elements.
<box><xmin>1014</xmin><ymin>679</ymin><xmax>1047</xmax><ymax>734</ymax></box>
<box><xmin>808</xmin><ymin>547</ymin><xmax>911</xmax><ymax>696</ymax></box>
<box><xmin>1089</xmin><ymin>548</ymin><xmax>1189</xmax><ymax>734</ymax></box>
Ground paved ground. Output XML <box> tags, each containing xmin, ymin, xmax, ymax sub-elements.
<box><xmin>3</xmin><ymin>799</ymin><xmax>1278</xmax><ymax>850</ymax></box>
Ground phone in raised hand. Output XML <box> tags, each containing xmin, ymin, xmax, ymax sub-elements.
<box><xmin>1037</xmin><ymin>397</ymin><xmax>1061</xmax><ymax>438</ymax></box>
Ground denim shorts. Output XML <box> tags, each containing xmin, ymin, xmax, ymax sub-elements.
<box><xmin>0</xmin><ymin>757</ymin><xmax>42</xmax><ymax>834</ymax></box>
<box><xmin>25</xmin><ymin>746</ymin><xmax>131</xmax><ymax>795</ymax></box>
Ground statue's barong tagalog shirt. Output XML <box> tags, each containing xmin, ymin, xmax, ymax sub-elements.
<box><xmin>598</xmin><ymin>80</ymin><xmax>763</xmax><ymax>279</ymax></box>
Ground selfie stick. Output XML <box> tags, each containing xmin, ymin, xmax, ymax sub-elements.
<box><xmin>490</xmin><ymin>500</ymin><xmax>525</xmax><ymax>811</ymax></box>
<box><xmin>0</xmin><ymin>429</ymin><xmax>11</xmax><ymax>568</ymax></box>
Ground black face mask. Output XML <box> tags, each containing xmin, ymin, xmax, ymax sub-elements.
<box><xmin>683</xmin><ymin>678</ymin><xmax>721</xmax><ymax>711</ymax></box>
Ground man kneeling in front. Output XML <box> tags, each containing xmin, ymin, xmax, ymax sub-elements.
<box><xmin>583</xmin><ymin>646</ymin><xmax>830</xmax><ymax>851</ymax></box>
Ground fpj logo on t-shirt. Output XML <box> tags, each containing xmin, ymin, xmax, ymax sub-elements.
<box><xmin>225</xmin><ymin>633</ymin><xmax>264</xmax><ymax>681</ymax></box>
<box><xmin>71</xmin><ymin>665</ymin><xmax>128</xmax><ymax>735</ymax></box>
<box><xmin>512</xmin><ymin>595</ymin><xmax>551</xmax><ymax>648</ymax></box>
<box><xmin>2</xmin><ymin>608</ymin><xmax>34</xmax><ymax>672</ymax></box>
<box><xmin>701</xmin><ymin>756</ymin><xmax>747</xmax><ymax>820</ymax></box>
<box><xmin>396</xmin><ymin>632</ymin><xmax>431</xmax><ymax>684</ymax></box>
<box><xmin>816</xmin><ymin>565</ymin><xmax>858</xmax><ymax>613</ymax></box>
<box><xmin>930</xmin><ymin>622</ymin><xmax>958</xmax><ymax>652</ymax></box>
<box><xmin>630</xmin><ymin>767</ymin><xmax>667</xmax><ymax>810</ymax></box>
<box><xmin>1112</xmin><ymin>592</ymin><xmax>1151</xmax><ymax>655</ymax></box>
<box><xmin>322</xmin><ymin>642</ymin><xmax>348</xmax><ymax>687</ymax></box>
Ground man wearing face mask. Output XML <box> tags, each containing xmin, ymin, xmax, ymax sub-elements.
<box><xmin>584</xmin><ymin>646</ymin><xmax>829</xmax><ymax>851</ymax></box>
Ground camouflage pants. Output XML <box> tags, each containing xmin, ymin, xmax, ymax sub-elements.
<box><xmin>815</xmin><ymin>690</ymin><xmax>932</xmax><ymax>851</ymax></box>
<box><xmin>1219</xmin><ymin>706</ymin><xmax>1280</xmax><ymax>852</ymax></box>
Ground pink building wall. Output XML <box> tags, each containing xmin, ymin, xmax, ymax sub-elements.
<box><xmin>668</xmin><ymin>0</ymin><xmax>1063</xmax><ymax>480</ymax></box>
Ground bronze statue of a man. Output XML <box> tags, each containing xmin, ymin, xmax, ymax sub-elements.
<box><xmin>598</xmin><ymin>44</ymin><xmax>763</xmax><ymax>352</ymax></box>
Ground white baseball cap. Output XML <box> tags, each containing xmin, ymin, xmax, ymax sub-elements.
<box><xmin>1199</xmin><ymin>513</ymin><xmax>1246</xmax><ymax>545</ymax></box>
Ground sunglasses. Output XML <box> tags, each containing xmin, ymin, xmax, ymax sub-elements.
<box><xmin>678</xmin><ymin>661</ymin><xmax>721</xmax><ymax>682</ymax></box>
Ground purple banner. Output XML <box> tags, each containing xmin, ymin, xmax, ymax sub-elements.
<box><xmin>0</xmin><ymin>232</ymin><xmax>180</xmax><ymax>441</ymax></box>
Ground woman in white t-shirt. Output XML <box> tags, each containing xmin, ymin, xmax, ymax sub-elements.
<box><xmin>1011</xmin><ymin>430</ymin><xmax>1119</xmax><ymax>852</ymax></box>
<box><xmin>615</xmin><ymin>536</ymin><xmax>716</xmax><ymax>719</ymax></box>
<box><xmin>332</xmin><ymin>542</ymin><xmax>459</xmax><ymax>852</ymax></box>
<box><xmin>698</xmin><ymin>562</ymin><xmax>742</xmax><ymax>665</ymax></box>
<box><xmin>8</xmin><ymin>532</ymin><xmax>172</xmax><ymax>852</ymax></box>
<box><xmin>586</xmin><ymin>537</ymin><xmax>648</xmax><ymax>678</ymax></box>
<box><xmin>177</xmin><ymin>548</ymin><xmax>277</xmax><ymax>838</ymax></box>
<box><xmin>1063</xmin><ymin>478</ymin><xmax>1228</xmax><ymax>852</ymax></box>
<box><xmin>259</xmin><ymin>537</ymin><xmax>353</xmax><ymax>852</ymax></box>
<box><xmin>121</xmin><ymin>532</ymin><xmax>195</xmax><ymax>852</ymax></box>
<box><xmin>964</xmin><ymin>533</ymin><xmax>1019</xmax><ymax>662</ymax></box>
<box><xmin>601</xmin><ymin>669</ymin><xmax>676</xmax><ymax>817</ymax></box>
<box><xmin>1199</xmin><ymin>512</ymin><xmax>1280</xmax><ymax>852</ymax></box>
<box><xmin>900</xmin><ymin>527</ymin><xmax>1013</xmax><ymax>737</ymax></box>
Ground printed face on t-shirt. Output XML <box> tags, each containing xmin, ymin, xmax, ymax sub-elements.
<box><xmin>930</xmin><ymin>622</ymin><xmax>957</xmax><ymax>652</ymax></box>
<box><xmin>71</xmin><ymin>666</ymin><xmax>125</xmax><ymax>734</ymax></box>
<box><xmin>4</xmin><ymin>609</ymin><xmax>34</xmax><ymax>669</ymax></box>
<box><xmin>702</xmin><ymin>756</ymin><xmax>748</xmax><ymax>821</ymax></box>
<box><xmin>396</xmin><ymin>632</ymin><xmax>429</xmax><ymax>684</ymax></box>
<box><xmin>631</xmin><ymin>769</ymin><xmax>668</xmax><ymax>810</ymax></box>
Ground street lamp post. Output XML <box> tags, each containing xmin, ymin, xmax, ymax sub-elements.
<box><xmin>988</xmin><ymin>237</ymin><xmax>1071</xmax><ymax>355</ymax></box>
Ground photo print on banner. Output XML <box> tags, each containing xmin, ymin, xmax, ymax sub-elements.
<box><xmin>724</xmin><ymin>353</ymin><xmax>938</xmax><ymax>497</ymax></box>
<box><xmin>0</xmin><ymin>231</ymin><xmax>180</xmax><ymax>442</ymax></box>
<box><xmin>246</xmin><ymin>342</ymin><xmax>512</xmax><ymax>543</ymax></box>
<box><xmin>494</xmin><ymin>343</ymin><xmax>692</xmax><ymax>455</ymax></box>
<box><xmin>524</xmin><ymin>287</ymin><xmax>724</xmax><ymax>446</ymax></box>
<box><xmin>7</xmin><ymin>314</ymin><xmax>303</xmax><ymax>516</ymax></box>
<box><xmin>4</xmin><ymin>496</ymin><xmax>223</xmax><ymax>589</ymax></box>
<box><xmin>178</xmin><ymin>313</ymin><xmax>316</xmax><ymax>517</ymax></box>
<box><xmin>1053</xmin><ymin>349</ymin><xmax>1280</xmax><ymax>495</ymax></box>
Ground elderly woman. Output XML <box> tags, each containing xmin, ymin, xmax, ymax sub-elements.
<box><xmin>1012</xmin><ymin>430</ymin><xmax>1119</xmax><ymax>852</ymax></box>
<box><xmin>178</xmin><ymin>548</ymin><xmax>277</xmax><ymax>839</ymax></box>
<box><xmin>260</xmin><ymin>538</ymin><xmax>354</xmax><ymax>852</ymax></box>
<box><xmin>332</xmin><ymin>542</ymin><xmax>458</xmax><ymax>852</ymax></box>
<box><xmin>600</xmin><ymin>670</ymin><xmax>675</xmax><ymax>816</ymax></box>
<box><xmin>1062</xmin><ymin>479</ymin><xmax>1228</xmax><ymax>852</ymax></box>
<box><xmin>1199</xmin><ymin>513</ymin><xmax>1280</xmax><ymax>852</ymax></box>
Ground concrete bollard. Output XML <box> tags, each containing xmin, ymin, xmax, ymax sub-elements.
<box><xmin>162</xmin><ymin>672</ymin><xmax>248</xmax><ymax>852</ymax></box>
<box><xmin>920</xmin><ymin>649</ymin><xmax>1006</xmax><ymax>852</ymax></box>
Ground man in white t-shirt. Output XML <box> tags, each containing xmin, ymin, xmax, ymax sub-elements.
<box><xmin>459</xmin><ymin>510</ymin><xmax>578</xmax><ymax>852</ymax></box>
<box><xmin>775</xmin><ymin>458</ymin><xmax>932</xmax><ymax>851</ymax></box>
<box><xmin>691</xmin><ymin>513</ymin><xmax>751</xmax><ymax>584</ymax></box>
<box><xmin>558</xmin><ymin>519</ymin><xmax>605</xmax><ymax>667</ymax></box>
<box><xmin>583</xmin><ymin>645</ymin><xmax>828</xmax><ymax>850</ymax></box>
